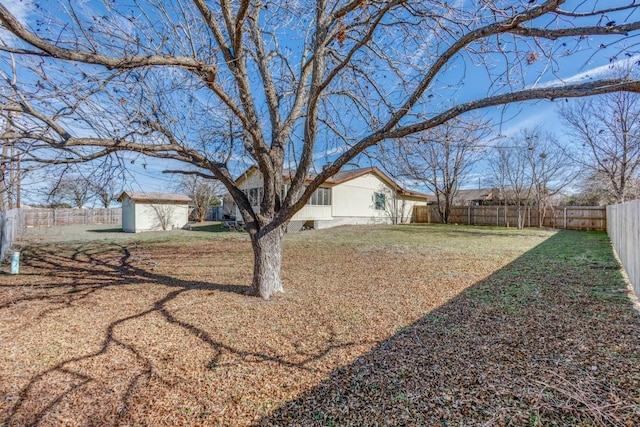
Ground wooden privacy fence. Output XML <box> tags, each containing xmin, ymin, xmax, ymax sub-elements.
<box><xmin>412</xmin><ymin>205</ymin><xmax>606</xmax><ymax>231</ymax></box>
<box><xmin>23</xmin><ymin>208</ymin><xmax>122</xmax><ymax>227</ymax></box>
<box><xmin>607</xmin><ymin>201</ymin><xmax>640</xmax><ymax>298</ymax></box>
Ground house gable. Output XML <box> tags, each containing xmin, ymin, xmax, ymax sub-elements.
<box><xmin>331</xmin><ymin>172</ymin><xmax>394</xmax><ymax>218</ymax></box>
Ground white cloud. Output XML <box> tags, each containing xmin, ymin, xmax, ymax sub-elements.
<box><xmin>534</xmin><ymin>55</ymin><xmax>640</xmax><ymax>88</ymax></box>
<box><xmin>3</xmin><ymin>0</ymin><xmax>32</xmax><ymax>23</ymax></box>
<box><xmin>0</xmin><ymin>0</ymin><xmax>35</xmax><ymax>44</ymax></box>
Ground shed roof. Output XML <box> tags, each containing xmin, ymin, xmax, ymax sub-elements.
<box><xmin>117</xmin><ymin>191</ymin><xmax>192</xmax><ymax>204</ymax></box>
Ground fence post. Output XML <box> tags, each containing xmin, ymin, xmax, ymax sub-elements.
<box><xmin>564</xmin><ymin>207</ymin><xmax>567</xmax><ymax>229</ymax></box>
<box><xmin>467</xmin><ymin>206</ymin><xmax>471</xmax><ymax>225</ymax></box>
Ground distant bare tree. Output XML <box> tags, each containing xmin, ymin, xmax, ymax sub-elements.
<box><xmin>174</xmin><ymin>172</ymin><xmax>223</xmax><ymax>222</ymax></box>
<box><xmin>560</xmin><ymin>90</ymin><xmax>640</xmax><ymax>203</ymax></box>
<box><xmin>490</xmin><ymin>127</ymin><xmax>574</xmax><ymax>228</ymax></box>
<box><xmin>91</xmin><ymin>167</ymin><xmax>123</xmax><ymax>208</ymax></box>
<box><xmin>491</xmin><ymin>136</ymin><xmax>533</xmax><ymax>229</ymax></box>
<box><xmin>567</xmin><ymin>171</ymin><xmax>640</xmax><ymax>206</ymax></box>
<box><xmin>523</xmin><ymin>127</ymin><xmax>575</xmax><ymax>225</ymax></box>
<box><xmin>1</xmin><ymin>1</ymin><xmax>640</xmax><ymax>298</ymax></box>
<box><xmin>48</xmin><ymin>174</ymin><xmax>91</xmax><ymax>208</ymax></box>
<box><xmin>382</xmin><ymin>118</ymin><xmax>489</xmax><ymax>224</ymax></box>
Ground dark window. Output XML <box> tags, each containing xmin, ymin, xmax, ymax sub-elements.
<box><xmin>374</xmin><ymin>192</ymin><xmax>386</xmax><ymax>210</ymax></box>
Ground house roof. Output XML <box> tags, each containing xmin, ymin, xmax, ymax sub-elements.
<box><xmin>454</xmin><ymin>188</ymin><xmax>493</xmax><ymax>202</ymax></box>
<box><xmin>238</xmin><ymin>166</ymin><xmax>428</xmax><ymax>199</ymax></box>
<box><xmin>117</xmin><ymin>191</ymin><xmax>192</xmax><ymax>204</ymax></box>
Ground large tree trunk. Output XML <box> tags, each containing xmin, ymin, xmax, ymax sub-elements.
<box><xmin>249</xmin><ymin>224</ymin><xmax>285</xmax><ymax>299</ymax></box>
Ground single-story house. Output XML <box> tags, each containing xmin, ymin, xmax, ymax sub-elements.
<box><xmin>117</xmin><ymin>191</ymin><xmax>192</xmax><ymax>233</ymax></box>
<box><xmin>232</xmin><ymin>167</ymin><xmax>428</xmax><ymax>231</ymax></box>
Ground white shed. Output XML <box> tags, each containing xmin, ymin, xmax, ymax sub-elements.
<box><xmin>117</xmin><ymin>191</ymin><xmax>192</xmax><ymax>233</ymax></box>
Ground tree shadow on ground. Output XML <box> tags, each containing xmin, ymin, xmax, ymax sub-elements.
<box><xmin>184</xmin><ymin>222</ymin><xmax>227</xmax><ymax>233</ymax></box>
<box><xmin>256</xmin><ymin>231</ymin><xmax>640</xmax><ymax>426</ymax></box>
<box><xmin>0</xmin><ymin>239</ymin><xmax>371</xmax><ymax>426</ymax></box>
<box><xmin>0</xmin><ymin>241</ymin><xmax>251</xmax><ymax>424</ymax></box>
<box><xmin>86</xmin><ymin>228</ymin><xmax>124</xmax><ymax>233</ymax></box>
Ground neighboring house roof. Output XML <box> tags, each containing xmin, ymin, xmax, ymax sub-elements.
<box><xmin>453</xmin><ymin>188</ymin><xmax>494</xmax><ymax>203</ymax></box>
<box><xmin>117</xmin><ymin>191</ymin><xmax>192</xmax><ymax>204</ymax></box>
<box><xmin>237</xmin><ymin>166</ymin><xmax>429</xmax><ymax>199</ymax></box>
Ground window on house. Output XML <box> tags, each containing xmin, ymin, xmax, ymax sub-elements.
<box><xmin>243</xmin><ymin>187</ymin><xmax>263</xmax><ymax>206</ymax></box>
<box><xmin>308</xmin><ymin>187</ymin><xmax>331</xmax><ymax>205</ymax></box>
<box><xmin>276</xmin><ymin>185</ymin><xmax>332</xmax><ymax>206</ymax></box>
<box><xmin>374</xmin><ymin>192</ymin><xmax>386</xmax><ymax>210</ymax></box>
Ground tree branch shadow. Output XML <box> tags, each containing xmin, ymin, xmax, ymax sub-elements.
<box><xmin>0</xmin><ymin>240</ymin><xmax>373</xmax><ymax>425</ymax></box>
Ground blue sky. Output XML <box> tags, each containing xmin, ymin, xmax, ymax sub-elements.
<box><xmin>3</xmin><ymin>0</ymin><xmax>639</xmax><ymax>204</ymax></box>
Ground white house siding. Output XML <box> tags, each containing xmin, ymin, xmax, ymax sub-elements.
<box><xmin>121</xmin><ymin>198</ymin><xmax>136</xmax><ymax>233</ymax></box>
<box><xmin>332</xmin><ymin>174</ymin><xmax>388</xmax><ymax>218</ymax></box>
<box><xmin>292</xmin><ymin>205</ymin><xmax>332</xmax><ymax>221</ymax></box>
<box><xmin>395</xmin><ymin>197</ymin><xmax>422</xmax><ymax>224</ymax></box>
<box><xmin>133</xmin><ymin>203</ymin><xmax>190</xmax><ymax>232</ymax></box>
<box><xmin>236</xmin><ymin>170</ymin><xmax>263</xmax><ymax>218</ymax></box>
<box><xmin>239</xmin><ymin>171</ymin><xmax>263</xmax><ymax>191</ymax></box>
<box><xmin>331</xmin><ymin>173</ymin><xmax>404</xmax><ymax>224</ymax></box>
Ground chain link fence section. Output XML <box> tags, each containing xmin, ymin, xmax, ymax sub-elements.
<box><xmin>0</xmin><ymin>209</ymin><xmax>24</xmax><ymax>262</ymax></box>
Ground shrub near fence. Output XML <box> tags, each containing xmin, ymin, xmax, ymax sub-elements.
<box><xmin>23</xmin><ymin>208</ymin><xmax>122</xmax><ymax>227</ymax></box>
<box><xmin>412</xmin><ymin>205</ymin><xmax>606</xmax><ymax>231</ymax></box>
<box><xmin>0</xmin><ymin>209</ymin><xmax>24</xmax><ymax>262</ymax></box>
<box><xmin>607</xmin><ymin>201</ymin><xmax>640</xmax><ymax>298</ymax></box>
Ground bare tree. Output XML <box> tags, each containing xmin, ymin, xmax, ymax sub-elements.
<box><xmin>560</xmin><ymin>90</ymin><xmax>640</xmax><ymax>203</ymax></box>
<box><xmin>174</xmin><ymin>172</ymin><xmax>224</xmax><ymax>222</ymax></box>
<box><xmin>490</xmin><ymin>127</ymin><xmax>574</xmax><ymax>228</ymax></box>
<box><xmin>382</xmin><ymin>118</ymin><xmax>488</xmax><ymax>224</ymax></box>
<box><xmin>523</xmin><ymin>127</ymin><xmax>575</xmax><ymax>226</ymax></box>
<box><xmin>47</xmin><ymin>174</ymin><xmax>92</xmax><ymax>209</ymax></box>
<box><xmin>93</xmin><ymin>176</ymin><xmax>121</xmax><ymax>208</ymax></box>
<box><xmin>491</xmin><ymin>135</ymin><xmax>534</xmax><ymax>229</ymax></box>
<box><xmin>0</xmin><ymin>114</ymin><xmax>22</xmax><ymax>211</ymax></box>
<box><xmin>567</xmin><ymin>170</ymin><xmax>640</xmax><ymax>205</ymax></box>
<box><xmin>1</xmin><ymin>1</ymin><xmax>640</xmax><ymax>298</ymax></box>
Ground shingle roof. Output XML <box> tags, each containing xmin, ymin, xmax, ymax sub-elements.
<box><xmin>453</xmin><ymin>188</ymin><xmax>493</xmax><ymax>202</ymax></box>
<box><xmin>117</xmin><ymin>191</ymin><xmax>192</xmax><ymax>204</ymax></box>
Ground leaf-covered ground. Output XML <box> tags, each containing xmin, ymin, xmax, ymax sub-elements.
<box><xmin>1</xmin><ymin>224</ymin><xmax>639</xmax><ymax>426</ymax></box>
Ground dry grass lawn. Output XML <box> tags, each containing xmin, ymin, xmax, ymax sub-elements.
<box><xmin>1</xmin><ymin>224</ymin><xmax>639</xmax><ymax>426</ymax></box>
